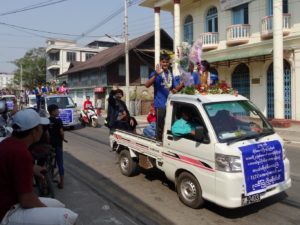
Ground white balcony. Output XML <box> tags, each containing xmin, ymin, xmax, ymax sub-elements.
<box><xmin>47</xmin><ymin>60</ymin><xmax>60</xmax><ymax>70</ymax></box>
<box><xmin>200</xmin><ymin>32</ymin><xmax>219</xmax><ymax>51</ymax></box>
<box><xmin>261</xmin><ymin>14</ymin><xmax>291</xmax><ymax>39</ymax></box>
<box><xmin>226</xmin><ymin>24</ymin><xmax>250</xmax><ymax>46</ymax></box>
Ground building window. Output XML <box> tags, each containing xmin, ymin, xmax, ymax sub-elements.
<box><xmin>49</xmin><ymin>52</ymin><xmax>59</xmax><ymax>61</ymax></box>
<box><xmin>86</xmin><ymin>53</ymin><xmax>95</xmax><ymax>60</ymax></box>
<box><xmin>267</xmin><ymin>0</ymin><xmax>288</xmax><ymax>15</ymax></box>
<box><xmin>206</xmin><ymin>7</ymin><xmax>218</xmax><ymax>32</ymax></box>
<box><xmin>232</xmin><ymin>4</ymin><xmax>248</xmax><ymax>24</ymax></box>
<box><xmin>119</xmin><ymin>64</ymin><xmax>125</xmax><ymax>76</ymax></box>
<box><xmin>66</xmin><ymin>52</ymin><xmax>76</xmax><ymax>62</ymax></box>
<box><xmin>140</xmin><ymin>65</ymin><xmax>149</xmax><ymax>84</ymax></box>
<box><xmin>231</xmin><ymin>64</ymin><xmax>250</xmax><ymax>99</ymax></box>
<box><xmin>183</xmin><ymin>15</ymin><xmax>193</xmax><ymax>44</ymax></box>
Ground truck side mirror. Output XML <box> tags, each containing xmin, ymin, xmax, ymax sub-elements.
<box><xmin>195</xmin><ymin>126</ymin><xmax>210</xmax><ymax>144</ymax></box>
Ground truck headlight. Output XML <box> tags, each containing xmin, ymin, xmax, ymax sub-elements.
<box><xmin>215</xmin><ymin>153</ymin><xmax>241</xmax><ymax>172</ymax></box>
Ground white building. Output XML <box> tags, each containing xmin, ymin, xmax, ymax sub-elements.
<box><xmin>46</xmin><ymin>37</ymin><xmax>122</xmax><ymax>82</ymax></box>
<box><xmin>141</xmin><ymin>0</ymin><xmax>300</xmax><ymax>121</ymax></box>
<box><xmin>0</xmin><ymin>72</ymin><xmax>14</xmax><ymax>89</ymax></box>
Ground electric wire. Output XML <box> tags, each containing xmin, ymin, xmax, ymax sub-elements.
<box><xmin>0</xmin><ymin>0</ymin><xmax>68</xmax><ymax>17</ymax></box>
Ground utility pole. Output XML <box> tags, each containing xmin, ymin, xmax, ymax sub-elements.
<box><xmin>124</xmin><ymin>0</ymin><xmax>130</xmax><ymax>108</ymax></box>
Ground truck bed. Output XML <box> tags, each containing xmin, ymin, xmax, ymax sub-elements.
<box><xmin>111</xmin><ymin>129</ymin><xmax>163</xmax><ymax>160</ymax></box>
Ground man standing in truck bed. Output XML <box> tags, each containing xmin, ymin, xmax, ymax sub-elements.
<box><xmin>145</xmin><ymin>53</ymin><xmax>182</xmax><ymax>142</ymax></box>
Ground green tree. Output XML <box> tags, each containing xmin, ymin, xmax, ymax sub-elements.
<box><xmin>13</xmin><ymin>47</ymin><xmax>46</xmax><ymax>90</ymax></box>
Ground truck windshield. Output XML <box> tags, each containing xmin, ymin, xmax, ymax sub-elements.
<box><xmin>204</xmin><ymin>100</ymin><xmax>274</xmax><ymax>143</ymax></box>
<box><xmin>46</xmin><ymin>96</ymin><xmax>75</xmax><ymax>109</ymax></box>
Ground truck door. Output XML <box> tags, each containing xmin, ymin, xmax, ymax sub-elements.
<box><xmin>163</xmin><ymin>102</ymin><xmax>215</xmax><ymax>198</ymax></box>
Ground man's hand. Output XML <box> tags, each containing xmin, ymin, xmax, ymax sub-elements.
<box><xmin>130</xmin><ymin>118</ymin><xmax>135</xmax><ymax>127</ymax></box>
<box><xmin>155</xmin><ymin>64</ymin><xmax>162</xmax><ymax>76</ymax></box>
<box><xmin>33</xmin><ymin>165</ymin><xmax>46</xmax><ymax>180</ymax></box>
<box><xmin>171</xmin><ymin>89</ymin><xmax>178</xmax><ymax>94</ymax></box>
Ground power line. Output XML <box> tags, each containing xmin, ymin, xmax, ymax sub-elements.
<box><xmin>0</xmin><ymin>21</ymin><xmax>81</xmax><ymax>37</ymax></box>
<box><xmin>0</xmin><ymin>0</ymin><xmax>68</xmax><ymax>17</ymax></box>
<box><xmin>74</xmin><ymin>0</ymin><xmax>144</xmax><ymax>41</ymax></box>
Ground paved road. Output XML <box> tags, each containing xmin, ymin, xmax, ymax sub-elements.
<box><xmin>57</xmin><ymin>125</ymin><xmax>300</xmax><ymax>225</ymax></box>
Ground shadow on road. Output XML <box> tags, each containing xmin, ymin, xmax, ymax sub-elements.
<box><xmin>64</xmin><ymin>152</ymin><xmax>175</xmax><ymax>225</ymax></box>
<box><xmin>205</xmin><ymin>192</ymin><xmax>288</xmax><ymax>219</ymax></box>
<box><xmin>129</xmin><ymin>166</ymin><xmax>291</xmax><ymax>219</ymax></box>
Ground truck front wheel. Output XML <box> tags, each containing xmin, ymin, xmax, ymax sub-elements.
<box><xmin>177</xmin><ymin>172</ymin><xmax>204</xmax><ymax>208</ymax></box>
<box><xmin>119</xmin><ymin>150</ymin><xmax>137</xmax><ymax>177</ymax></box>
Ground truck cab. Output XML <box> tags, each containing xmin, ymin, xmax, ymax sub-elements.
<box><xmin>110</xmin><ymin>94</ymin><xmax>291</xmax><ymax>208</ymax></box>
<box><xmin>40</xmin><ymin>95</ymin><xmax>80</xmax><ymax>128</ymax></box>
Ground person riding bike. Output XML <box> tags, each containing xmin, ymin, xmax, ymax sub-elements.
<box><xmin>83</xmin><ymin>96</ymin><xmax>93</xmax><ymax>112</ymax></box>
<box><xmin>0</xmin><ymin>109</ymin><xmax>78</xmax><ymax>225</ymax></box>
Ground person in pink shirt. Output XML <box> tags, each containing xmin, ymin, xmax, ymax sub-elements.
<box><xmin>58</xmin><ymin>81</ymin><xmax>68</xmax><ymax>95</ymax></box>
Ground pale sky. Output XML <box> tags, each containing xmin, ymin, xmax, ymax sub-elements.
<box><xmin>0</xmin><ymin>0</ymin><xmax>173</xmax><ymax>73</ymax></box>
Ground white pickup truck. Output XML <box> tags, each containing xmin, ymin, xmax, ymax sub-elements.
<box><xmin>110</xmin><ymin>93</ymin><xmax>291</xmax><ymax>209</ymax></box>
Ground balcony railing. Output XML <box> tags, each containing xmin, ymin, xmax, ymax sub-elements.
<box><xmin>47</xmin><ymin>60</ymin><xmax>59</xmax><ymax>67</ymax></box>
<box><xmin>261</xmin><ymin>13</ymin><xmax>291</xmax><ymax>39</ymax></box>
<box><xmin>200</xmin><ymin>32</ymin><xmax>219</xmax><ymax>51</ymax></box>
<box><xmin>226</xmin><ymin>24</ymin><xmax>250</xmax><ymax>46</ymax></box>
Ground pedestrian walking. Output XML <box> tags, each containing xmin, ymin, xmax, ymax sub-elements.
<box><xmin>96</xmin><ymin>98</ymin><xmax>102</xmax><ymax>116</ymax></box>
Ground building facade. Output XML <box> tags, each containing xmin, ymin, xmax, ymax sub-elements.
<box><xmin>46</xmin><ymin>38</ymin><xmax>121</xmax><ymax>82</ymax></box>
<box><xmin>61</xmin><ymin>30</ymin><xmax>173</xmax><ymax>113</ymax></box>
<box><xmin>0</xmin><ymin>72</ymin><xmax>14</xmax><ymax>90</ymax></box>
<box><xmin>141</xmin><ymin>0</ymin><xmax>300</xmax><ymax>121</ymax></box>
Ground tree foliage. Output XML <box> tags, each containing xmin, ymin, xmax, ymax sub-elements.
<box><xmin>13</xmin><ymin>47</ymin><xmax>46</xmax><ymax>90</ymax></box>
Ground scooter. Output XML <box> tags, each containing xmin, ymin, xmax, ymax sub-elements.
<box><xmin>80</xmin><ymin>106</ymin><xmax>98</xmax><ymax>128</ymax></box>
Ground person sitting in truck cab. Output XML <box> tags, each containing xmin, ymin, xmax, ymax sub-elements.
<box><xmin>211</xmin><ymin>110</ymin><xmax>262</xmax><ymax>133</ymax></box>
<box><xmin>171</xmin><ymin>107</ymin><xmax>199</xmax><ymax>137</ymax></box>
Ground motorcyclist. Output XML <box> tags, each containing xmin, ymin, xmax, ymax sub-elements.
<box><xmin>83</xmin><ymin>96</ymin><xmax>93</xmax><ymax>113</ymax></box>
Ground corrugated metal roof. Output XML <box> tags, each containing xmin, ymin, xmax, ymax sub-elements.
<box><xmin>62</xmin><ymin>30</ymin><xmax>169</xmax><ymax>75</ymax></box>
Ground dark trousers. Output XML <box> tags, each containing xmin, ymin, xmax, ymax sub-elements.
<box><xmin>55</xmin><ymin>146</ymin><xmax>64</xmax><ymax>176</ymax></box>
<box><xmin>156</xmin><ymin>107</ymin><xmax>166</xmax><ymax>141</ymax></box>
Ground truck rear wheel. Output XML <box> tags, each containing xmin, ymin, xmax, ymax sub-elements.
<box><xmin>177</xmin><ymin>172</ymin><xmax>204</xmax><ymax>208</ymax></box>
<box><xmin>119</xmin><ymin>150</ymin><xmax>137</xmax><ymax>177</ymax></box>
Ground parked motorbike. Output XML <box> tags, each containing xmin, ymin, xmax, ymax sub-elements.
<box><xmin>80</xmin><ymin>107</ymin><xmax>98</xmax><ymax>128</ymax></box>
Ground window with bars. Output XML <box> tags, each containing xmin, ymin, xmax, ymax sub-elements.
<box><xmin>206</xmin><ymin>7</ymin><xmax>218</xmax><ymax>32</ymax></box>
<box><xmin>66</xmin><ymin>52</ymin><xmax>76</xmax><ymax>62</ymax></box>
<box><xmin>267</xmin><ymin>0</ymin><xmax>288</xmax><ymax>15</ymax></box>
<box><xmin>184</xmin><ymin>15</ymin><xmax>193</xmax><ymax>44</ymax></box>
<box><xmin>86</xmin><ymin>53</ymin><xmax>95</xmax><ymax>60</ymax></box>
<box><xmin>140</xmin><ymin>65</ymin><xmax>149</xmax><ymax>84</ymax></box>
<box><xmin>232</xmin><ymin>3</ymin><xmax>249</xmax><ymax>24</ymax></box>
<box><xmin>119</xmin><ymin>64</ymin><xmax>125</xmax><ymax>76</ymax></box>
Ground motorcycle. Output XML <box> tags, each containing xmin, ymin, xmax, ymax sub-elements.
<box><xmin>80</xmin><ymin>106</ymin><xmax>98</xmax><ymax>128</ymax></box>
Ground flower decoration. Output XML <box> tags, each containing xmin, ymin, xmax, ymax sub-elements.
<box><xmin>189</xmin><ymin>38</ymin><xmax>203</xmax><ymax>66</ymax></box>
<box><xmin>176</xmin><ymin>39</ymin><xmax>203</xmax><ymax>88</ymax></box>
<box><xmin>181</xmin><ymin>80</ymin><xmax>237</xmax><ymax>96</ymax></box>
<box><xmin>176</xmin><ymin>42</ymin><xmax>191</xmax><ymax>72</ymax></box>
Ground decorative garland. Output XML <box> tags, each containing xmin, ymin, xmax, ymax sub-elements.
<box><xmin>175</xmin><ymin>38</ymin><xmax>238</xmax><ymax>96</ymax></box>
<box><xmin>181</xmin><ymin>80</ymin><xmax>238</xmax><ymax>96</ymax></box>
<box><xmin>161</xmin><ymin>70</ymin><xmax>173</xmax><ymax>89</ymax></box>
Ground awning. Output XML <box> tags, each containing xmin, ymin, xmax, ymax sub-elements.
<box><xmin>94</xmin><ymin>87</ymin><xmax>105</xmax><ymax>93</ymax></box>
<box><xmin>204</xmin><ymin>47</ymin><xmax>273</xmax><ymax>63</ymax></box>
